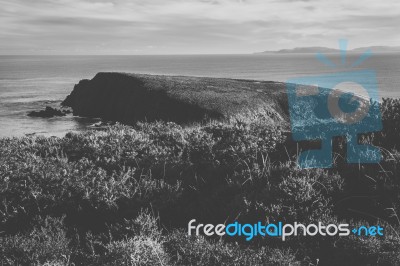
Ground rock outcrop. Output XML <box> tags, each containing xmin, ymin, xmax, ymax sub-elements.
<box><xmin>28</xmin><ymin>106</ymin><xmax>71</xmax><ymax>118</ymax></box>
<box><xmin>62</xmin><ymin>73</ymin><xmax>290</xmax><ymax>125</ymax></box>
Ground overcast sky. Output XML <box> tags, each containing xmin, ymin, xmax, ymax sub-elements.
<box><xmin>1</xmin><ymin>0</ymin><xmax>399</xmax><ymax>55</ymax></box>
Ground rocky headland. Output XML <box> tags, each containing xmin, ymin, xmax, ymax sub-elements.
<box><xmin>61</xmin><ymin>73</ymin><xmax>290</xmax><ymax>125</ymax></box>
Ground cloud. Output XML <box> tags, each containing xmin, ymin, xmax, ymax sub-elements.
<box><xmin>0</xmin><ymin>0</ymin><xmax>399</xmax><ymax>54</ymax></box>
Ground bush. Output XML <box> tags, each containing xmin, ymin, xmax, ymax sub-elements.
<box><xmin>164</xmin><ymin>230</ymin><xmax>300</xmax><ymax>265</ymax></box>
<box><xmin>0</xmin><ymin>216</ymin><xmax>70</xmax><ymax>265</ymax></box>
<box><xmin>0</xmin><ymin>113</ymin><xmax>400</xmax><ymax>265</ymax></box>
<box><xmin>104</xmin><ymin>236</ymin><xmax>169</xmax><ymax>266</ymax></box>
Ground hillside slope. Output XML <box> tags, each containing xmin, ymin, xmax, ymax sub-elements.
<box><xmin>62</xmin><ymin>73</ymin><xmax>289</xmax><ymax>125</ymax></box>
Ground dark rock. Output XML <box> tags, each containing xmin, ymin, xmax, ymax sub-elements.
<box><xmin>62</xmin><ymin>73</ymin><xmax>289</xmax><ymax>125</ymax></box>
<box><xmin>28</xmin><ymin>106</ymin><xmax>70</xmax><ymax>118</ymax></box>
<box><xmin>90</xmin><ymin>121</ymin><xmax>116</xmax><ymax>128</ymax></box>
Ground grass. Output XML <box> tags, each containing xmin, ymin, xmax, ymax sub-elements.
<box><xmin>1</xmin><ymin>98</ymin><xmax>400</xmax><ymax>265</ymax></box>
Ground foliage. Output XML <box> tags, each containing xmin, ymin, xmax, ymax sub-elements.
<box><xmin>0</xmin><ymin>104</ymin><xmax>400</xmax><ymax>265</ymax></box>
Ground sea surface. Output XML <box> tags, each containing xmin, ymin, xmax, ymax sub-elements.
<box><xmin>1</xmin><ymin>53</ymin><xmax>399</xmax><ymax>137</ymax></box>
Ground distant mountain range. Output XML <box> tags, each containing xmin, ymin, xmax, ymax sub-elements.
<box><xmin>255</xmin><ymin>46</ymin><xmax>400</xmax><ymax>54</ymax></box>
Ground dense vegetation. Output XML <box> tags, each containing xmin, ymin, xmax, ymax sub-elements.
<box><xmin>1</xmin><ymin>98</ymin><xmax>400</xmax><ymax>265</ymax></box>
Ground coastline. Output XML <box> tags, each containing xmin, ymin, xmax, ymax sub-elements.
<box><xmin>1</xmin><ymin>70</ymin><xmax>400</xmax><ymax>264</ymax></box>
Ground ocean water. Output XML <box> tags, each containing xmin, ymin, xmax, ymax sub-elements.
<box><xmin>0</xmin><ymin>53</ymin><xmax>399</xmax><ymax>137</ymax></box>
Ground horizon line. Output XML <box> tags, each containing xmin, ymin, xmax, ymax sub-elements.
<box><xmin>2</xmin><ymin>45</ymin><xmax>400</xmax><ymax>57</ymax></box>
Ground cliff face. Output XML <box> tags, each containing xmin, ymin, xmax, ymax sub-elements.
<box><xmin>62</xmin><ymin>73</ymin><xmax>289</xmax><ymax>125</ymax></box>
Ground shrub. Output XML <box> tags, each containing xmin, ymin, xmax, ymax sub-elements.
<box><xmin>104</xmin><ymin>236</ymin><xmax>169</xmax><ymax>266</ymax></box>
<box><xmin>0</xmin><ymin>216</ymin><xmax>70</xmax><ymax>265</ymax></box>
<box><xmin>164</xmin><ymin>230</ymin><xmax>300</xmax><ymax>265</ymax></box>
<box><xmin>0</xmin><ymin>114</ymin><xmax>400</xmax><ymax>265</ymax></box>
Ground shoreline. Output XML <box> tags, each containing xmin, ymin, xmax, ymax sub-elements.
<box><xmin>0</xmin><ymin>72</ymin><xmax>392</xmax><ymax>138</ymax></box>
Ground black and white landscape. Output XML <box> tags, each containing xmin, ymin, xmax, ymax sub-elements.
<box><xmin>1</xmin><ymin>1</ymin><xmax>400</xmax><ymax>265</ymax></box>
